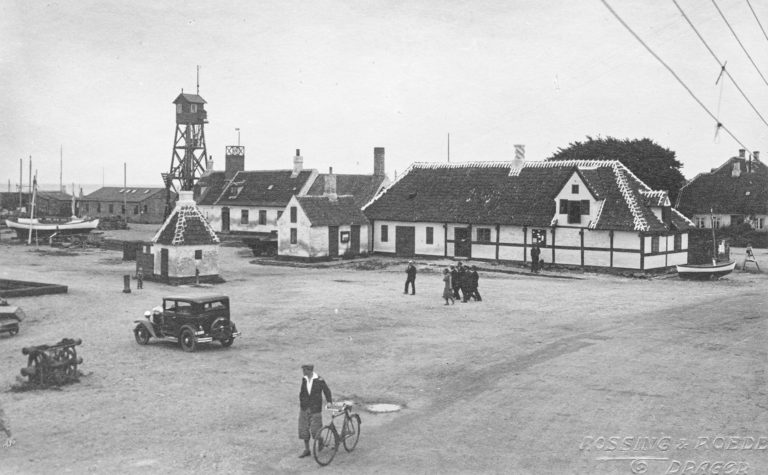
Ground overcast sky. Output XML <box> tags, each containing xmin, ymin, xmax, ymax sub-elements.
<box><xmin>2</xmin><ymin>0</ymin><xmax>767</xmax><ymax>192</ymax></box>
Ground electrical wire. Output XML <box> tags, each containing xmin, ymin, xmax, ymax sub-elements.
<box><xmin>746</xmin><ymin>0</ymin><xmax>768</xmax><ymax>44</ymax></box>
<box><xmin>711</xmin><ymin>0</ymin><xmax>768</xmax><ymax>87</ymax></box>
<box><xmin>599</xmin><ymin>0</ymin><xmax>752</xmax><ymax>155</ymax></box>
<box><xmin>672</xmin><ymin>0</ymin><xmax>768</xmax><ymax>128</ymax></box>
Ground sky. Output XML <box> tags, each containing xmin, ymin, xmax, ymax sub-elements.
<box><xmin>2</xmin><ymin>0</ymin><xmax>767</xmax><ymax>193</ymax></box>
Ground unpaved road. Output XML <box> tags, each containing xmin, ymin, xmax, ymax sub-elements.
<box><xmin>0</xmin><ymin>230</ymin><xmax>766</xmax><ymax>474</ymax></box>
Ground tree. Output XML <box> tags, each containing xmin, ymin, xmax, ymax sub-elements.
<box><xmin>547</xmin><ymin>136</ymin><xmax>686</xmax><ymax>203</ymax></box>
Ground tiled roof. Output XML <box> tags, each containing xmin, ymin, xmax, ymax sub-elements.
<box><xmin>215</xmin><ymin>170</ymin><xmax>315</xmax><ymax>207</ymax></box>
<box><xmin>37</xmin><ymin>191</ymin><xmax>72</xmax><ymax>201</ymax></box>
<box><xmin>676</xmin><ymin>157</ymin><xmax>768</xmax><ymax>215</ymax></box>
<box><xmin>173</xmin><ymin>93</ymin><xmax>206</xmax><ymax>104</ymax></box>
<box><xmin>363</xmin><ymin>160</ymin><xmax>692</xmax><ymax>233</ymax></box>
<box><xmin>195</xmin><ymin>171</ymin><xmax>229</xmax><ymax>206</ymax></box>
<box><xmin>296</xmin><ymin>196</ymin><xmax>369</xmax><ymax>226</ymax></box>
<box><xmin>153</xmin><ymin>201</ymin><xmax>219</xmax><ymax>245</ymax></box>
<box><xmin>306</xmin><ymin>174</ymin><xmax>387</xmax><ymax>208</ymax></box>
<box><xmin>83</xmin><ymin>187</ymin><xmax>166</xmax><ymax>203</ymax></box>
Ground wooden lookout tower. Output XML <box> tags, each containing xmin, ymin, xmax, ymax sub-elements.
<box><xmin>164</xmin><ymin>70</ymin><xmax>209</xmax><ymax>217</ymax></box>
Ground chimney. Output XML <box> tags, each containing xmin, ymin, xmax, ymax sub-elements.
<box><xmin>325</xmin><ymin>166</ymin><xmax>337</xmax><ymax>201</ymax></box>
<box><xmin>754</xmin><ymin>151</ymin><xmax>760</xmax><ymax>161</ymax></box>
<box><xmin>291</xmin><ymin>149</ymin><xmax>303</xmax><ymax>178</ymax></box>
<box><xmin>510</xmin><ymin>144</ymin><xmax>525</xmax><ymax>174</ymax></box>
<box><xmin>732</xmin><ymin>160</ymin><xmax>741</xmax><ymax>178</ymax></box>
<box><xmin>206</xmin><ymin>157</ymin><xmax>214</xmax><ymax>171</ymax></box>
<box><xmin>225</xmin><ymin>146</ymin><xmax>245</xmax><ymax>180</ymax></box>
<box><xmin>374</xmin><ymin>147</ymin><xmax>385</xmax><ymax>176</ymax></box>
<box><xmin>739</xmin><ymin>149</ymin><xmax>746</xmax><ymax>158</ymax></box>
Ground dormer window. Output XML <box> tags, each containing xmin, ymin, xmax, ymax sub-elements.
<box><xmin>191</xmin><ymin>104</ymin><xmax>198</xmax><ymax>113</ymax></box>
<box><xmin>572</xmin><ymin>184</ymin><xmax>579</xmax><ymax>194</ymax></box>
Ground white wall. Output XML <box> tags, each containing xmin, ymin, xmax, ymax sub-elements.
<box><xmin>553</xmin><ymin>172</ymin><xmax>600</xmax><ymax>227</ymax></box>
<box><xmin>152</xmin><ymin>244</ymin><xmax>220</xmax><ymax>278</ymax></box>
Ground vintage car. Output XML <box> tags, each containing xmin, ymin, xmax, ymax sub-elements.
<box><xmin>0</xmin><ymin>305</ymin><xmax>23</xmax><ymax>337</ymax></box>
<box><xmin>134</xmin><ymin>295</ymin><xmax>240</xmax><ymax>352</ymax></box>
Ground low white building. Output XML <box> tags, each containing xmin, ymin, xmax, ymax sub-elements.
<box><xmin>363</xmin><ymin>157</ymin><xmax>693</xmax><ymax>271</ymax></box>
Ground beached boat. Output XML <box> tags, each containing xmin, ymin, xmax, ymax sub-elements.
<box><xmin>676</xmin><ymin>259</ymin><xmax>736</xmax><ymax>280</ymax></box>
<box><xmin>5</xmin><ymin>217</ymin><xmax>99</xmax><ymax>240</ymax></box>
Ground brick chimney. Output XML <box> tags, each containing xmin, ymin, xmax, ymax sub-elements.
<box><xmin>374</xmin><ymin>147</ymin><xmax>385</xmax><ymax>176</ymax></box>
<box><xmin>325</xmin><ymin>167</ymin><xmax>337</xmax><ymax>201</ymax></box>
<box><xmin>291</xmin><ymin>149</ymin><xmax>303</xmax><ymax>178</ymax></box>
<box><xmin>225</xmin><ymin>146</ymin><xmax>245</xmax><ymax>180</ymax></box>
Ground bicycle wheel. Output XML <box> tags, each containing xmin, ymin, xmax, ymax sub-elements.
<box><xmin>342</xmin><ymin>414</ymin><xmax>361</xmax><ymax>452</ymax></box>
<box><xmin>313</xmin><ymin>426</ymin><xmax>338</xmax><ymax>466</ymax></box>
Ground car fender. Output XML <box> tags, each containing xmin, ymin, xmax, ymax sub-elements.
<box><xmin>178</xmin><ymin>324</ymin><xmax>198</xmax><ymax>338</ymax></box>
<box><xmin>134</xmin><ymin>320</ymin><xmax>158</xmax><ymax>338</ymax></box>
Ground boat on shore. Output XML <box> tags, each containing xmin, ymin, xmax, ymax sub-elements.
<box><xmin>676</xmin><ymin>259</ymin><xmax>736</xmax><ymax>280</ymax></box>
<box><xmin>5</xmin><ymin>217</ymin><xmax>100</xmax><ymax>240</ymax></box>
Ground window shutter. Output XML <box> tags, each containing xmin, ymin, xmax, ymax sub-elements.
<box><xmin>559</xmin><ymin>199</ymin><xmax>568</xmax><ymax>214</ymax></box>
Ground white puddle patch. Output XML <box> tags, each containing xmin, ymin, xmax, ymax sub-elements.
<box><xmin>365</xmin><ymin>403</ymin><xmax>402</xmax><ymax>413</ymax></box>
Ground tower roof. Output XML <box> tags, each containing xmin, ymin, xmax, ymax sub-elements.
<box><xmin>173</xmin><ymin>93</ymin><xmax>207</xmax><ymax>105</ymax></box>
<box><xmin>152</xmin><ymin>191</ymin><xmax>219</xmax><ymax>245</ymax></box>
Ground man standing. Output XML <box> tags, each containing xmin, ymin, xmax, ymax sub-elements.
<box><xmin>136</xmin><ymin>267</ymin><xmax>144</xmax><ymax>290</ymax></box>
<box><xmin>298</xmin><ymin>364</ymin><xmax>333</xmax><ymax>458</ymax></box>
<box><xmin>470</xmin><ymin>265</ymin><xmax>482</xmax><ymax>301</ymax></box>
<box><xmin>450</xmin><ymin>265</ymin><xmax>460</xmax><ymax>299</ymax></box>
<box><xmin>404</xmin><ymin>260</ymin><xmax>416</xmax><ymax>295</ymax></box>
<box><xmin>530</xmin><ymin>244</ymin><xmax>541</xmax><ymax>273</ymax></box>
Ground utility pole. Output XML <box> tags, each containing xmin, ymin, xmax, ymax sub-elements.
<box><xmin>123</xmin><ymin>162</ymin><xmax>127</xmax><ymax>219</ymax></box>
<box><xmin>447</xmin><ymin>133</ymin><xmax>450</xmax><ymax>162</ymax></box>
<box><xmin>18</xmin><ymin>158</ymin><xmax>22</xmax><ymax>210</ymax></box>
<box><xmin>59</xmin><ymin>145</ymin><xmax>63</xmax><ymax>192</ymax></box>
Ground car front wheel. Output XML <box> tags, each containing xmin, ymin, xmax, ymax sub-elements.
<box><xmin>220</xmin><ymin>336</ymin><xmax>235</xmax><ymax>347</ymax></box>
<box><xmin>179</xmin><ymin>328</ymin><xmax>197</xmax><ymax>352</ymax></box>
<box><xmin>134</xmin><ymin>326</ymin><xmax>150</xmax><ymax>345</ymax></box>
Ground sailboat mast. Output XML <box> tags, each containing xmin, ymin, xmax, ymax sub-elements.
<box><xmin>711</xmin><ymin>209</ymin><xmax>717</xmax><ymax>263</ymax></box>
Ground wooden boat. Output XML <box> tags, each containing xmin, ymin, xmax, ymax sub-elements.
<box><xmin>5</xmin><ymin>217</ymin><xmax>99</xmax><ymax>240</ymax></box>
<box><xmin>676</xmin><ymin>259</ymin><xmax>736</xmax><ymax>280</ymax></box>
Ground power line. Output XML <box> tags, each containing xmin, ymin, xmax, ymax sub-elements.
<box><xmin>711</xmin><ymin>0</ymin><xmax>768</xmax><ymax>87</ymax></box>
<box><xmin>672</xmin><ymin>0</ymin><xmax>768</xmax><ymax>129</ymax></box>
<box><xmin>746</xmin><ymin>0</ymin><xmax>768</xmax><ymax>45</ymax></box>
<box><xmin>599</xmin><ymin>0</ymin><xmax>752</xmax><ymax>155</ymax></box>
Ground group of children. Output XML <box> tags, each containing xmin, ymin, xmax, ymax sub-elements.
<box><xmin>442</xmin><ymin>261</ymin><xmax>481</xmax><ymax>305</ymax></box>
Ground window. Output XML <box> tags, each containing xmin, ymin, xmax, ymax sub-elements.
<box><xmin>572</xmin><ymin>184</ymin><xmax>579</xmax><ymax>194</ymax></box>
<box><xmin>477</xmin><ymin>228</ymin><xmax>491</xmax><ymax>242</ymax></box>
<box><xmin>241</xmin><ymin>209</ymin><xmax>249</xmax><ymax>224</ymax></box>
<box><xmin>696</xmin><ymin>217</ymin><xmax>706</xmax><ymax>228</ymax></box>
<box><xmin>567</xmin><ymin>201</ymin><xmax>581</xmax><ymax>224</ymax></box>
<box><xmin>674</xmin><ymin>234</ymin><xmax>682</xmax><ymax>251</ymax></box>
<box><xmin>176</xmin><ymin>104</ymin><xmax>182</xmax><ymax>114</ymax></box>
<box><xmin>108</xmin><ymin>204</ymin><xmax>114</xmax><ymax>213</ymax></box>
<box><xmin>532</xmin><ymin>229</ymin><xmax>546</xmax><ymax>246</ymax></box>
<box><xmin>290</xmin><ymin>228</ymin><xmax>297</xmax><ymax>244</ymax></box>
<box><xmin>195</xmin><ymin>250</ymin><xmax>203</xmax><ymax>259</ymax></box>
<box><xmin>580</xmin><ymin>200</ymin><xmax>590</xmax><ymax>215</ymax></box>
<box><xmin>133</xmin><ymin>205</ymin><xmax>139</xmax><ymax>215</ymax></box>
<box><xmin>381</xmin><ymin>225</ymin><xmax>389</xmax><ymax>242</ymax></box>
<box><xmin>97</xmin><ymin>203</ymin><xmax>101</xmax><ymax>213</ymax></box>
<box><xmin>340</xmin><ymin>231</ymin><xmax>350</xmax><ymax>243</ymax></box>
<box><xmin>426</xmin><ymin>227</ymin><xmax>434</xmax><ymax>245</ymax></box>
<box><xmin>755</xmin><ymin>218</ymin><xmax>765</xmax><ymax>230</ymax></box>
<box><xmin>712</xmin><ymin>216</ymin><xmax>722</xmax><ymax>229</ymax></box>
<box><xmin>277</xmin><ymin>210</ymin><xmax>283</xmax><ymax>220</ymax></box>
<box><xmin>259</xmin><ymin>210</ymin><xmax>267</xmax><ymax>225</ymax></box>
<box><xmin>143</xmin><ymin>205</ymin><xmax>148</xmax><ymax>214</ymax></box>
<box><xmin>651</xmin><ymin>236</ymin><xmax>659</xmax><ymax>253</ymax></box>
<box><xmin>559</xmin><ymin>199</ymin><xmax>568</xmax><ymax>214</ymax></box>
<box><xmin>290</xmin><ymin>206</ymin><xmax>297</xmax><ymax>223</ymax></box>
<box><xmin>191</xmin><ymin>104</ymin><xmax>198</xmax><ymax>113</ymax></box>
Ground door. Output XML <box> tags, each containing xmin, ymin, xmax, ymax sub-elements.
<box><xmin>221</xmin><ymin>207</ymin><xmax>230</xmax><ymax>232</ymax></box>
<box><xmin>395</xmin><ymin>226</ymin><xmax>415</xmax><ymax>257</ymax></box>
<box><xmin>454</xmin><ymin>227</ymin><xmax>471</xmax><ymax>258</ymax></box>
<box><xmin>350</xmin><ymin>225</ymin><xmax>360</xmax><ymax>254</ymax></box>
<box><xmin>160</xmin><ymin>248</ymin><xmax>169</xmax><ymax>280</ymax></box>
<box><xmin>328</xmin><ymin>226</ymin><xmax>339</xmax><ymax>257</ymax></box>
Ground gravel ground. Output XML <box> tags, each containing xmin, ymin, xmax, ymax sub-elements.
<box><xmin>0</xmin><ymin>225</ymin><xmax>766</xmax><ymax>474</ymax></box>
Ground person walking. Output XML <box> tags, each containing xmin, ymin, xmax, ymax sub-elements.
<box><xmin>458</xmin><ymin>262</ymin><xmax>469</xmax><ymax>302</ymax></box>
<box><xmin>404</xmin><ymin>260</ymin><xmax>417</xmax><ymax>295</ymax></box>
<box><xmin>136</xmin><ymin>267</ymin><xmax>144</xmax><ymax>290</ymax></box>
<box><xmin>469</xmin><ymin>265</ymin><xmax>482</xmax><ymax>301</ymax></box>
<box><xmin>450</xmin><ymin>265</ymin><xmax>460</xmax><ymax>300</ymax></box>
<box><xmin>530</xmin><ymin>244</ymin><xmax>541</xmax><ymax>273</ymax></box>
<box><xmin>298</xmin><ymin>364</ymin><xmax>333</xmax><ymax>458</ymax></box>
<box><xmin>442</xmin><ymin>268</ymin><xmax>455</xmax><ymax>305</ymax></box>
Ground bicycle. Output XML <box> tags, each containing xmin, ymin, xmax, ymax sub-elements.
<box><xmin>313</xmin><ymin>402</ymin><xmax>361</xmax><ymax>466</ymax></box>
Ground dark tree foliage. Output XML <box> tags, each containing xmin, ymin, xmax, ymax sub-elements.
<box><xmin>546</xmin><ymin>136</ymin><xmax>687</xmax><ymax>203</ymax></box>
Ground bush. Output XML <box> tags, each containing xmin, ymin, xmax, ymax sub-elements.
<box><xmin>715</xmin><ymin>224</ymin><xmax>768</xmax><ymax>248</ymax></box>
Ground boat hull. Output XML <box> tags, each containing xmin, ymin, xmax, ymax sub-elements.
<box><xmin>5</xmin><ymin>218</ymin><xmax>100</xmax><ymax>240</ymax></box>
<box><xmin>676</xmin><ymin>260</ymin><xmax>736</xmax><ymax>280</ymax></box>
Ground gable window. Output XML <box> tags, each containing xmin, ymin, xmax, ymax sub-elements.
<box><xmin>426</xmin><ymin>226</ymin><xmax>434</xmax><ymax>245</ymax></box>
<box><xmin>194</xmin><ymin>250</ymin><xmax>203</xmax><ymax>260</ymax></box>
<box><xmin>695</xmin><ymin>217</ymin><xmax>706</xmax><ymax>228</ymax></box>
<box><xmin>651</xmin><ymin>236</ymin><xmax>659</xmax><ymax>253</ymax></box>
<box><xmin>567</xmin><ymin>200</ymin><xmax>581</xmax><ymax>224</ymax></box>
<box><xmin>241</xmin><ymin>209</ymin><xmax>249</xmax><ymax>224</ymax></box>
<box><xmin>532</xmin><ymin>229</ymin><xmax>547</xmax><ymax>246</ymax></box>
<box><xmin>259</xmin><ymin>210</ymin><xmax>267</xmax><ymax>225</ymax></box>
<box><xmin>477</xmin><ymin>228</ymin><xmax>491</xmax><ymax>243</ymax></box>
<box><xmin>381</xmin><ymin>225</ymin><xmax>389</xmax><ymax>242</ymax></box>
<box><xmin>176</xmin><ymin>104</ymin><xmax>182</xmax><ymax>114</ymax></box>
<box><xmin>290</xmin><ymin>228</ymin><xmax>297</xmax><ymax>244</ymax></box>
<box><xmin>674</xmin><ymin>233</ymin><xmax>682</xmax><ymax>251</ymax></box>
<box><xmin>290</xmin><ymin>206</ymin><xmax>297</xmax><ymax>223</ymax></box>
<box><xmin>571</xmin><ymin>184</ymin><xmax>579</xmax><ymax>194</ymax></box>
